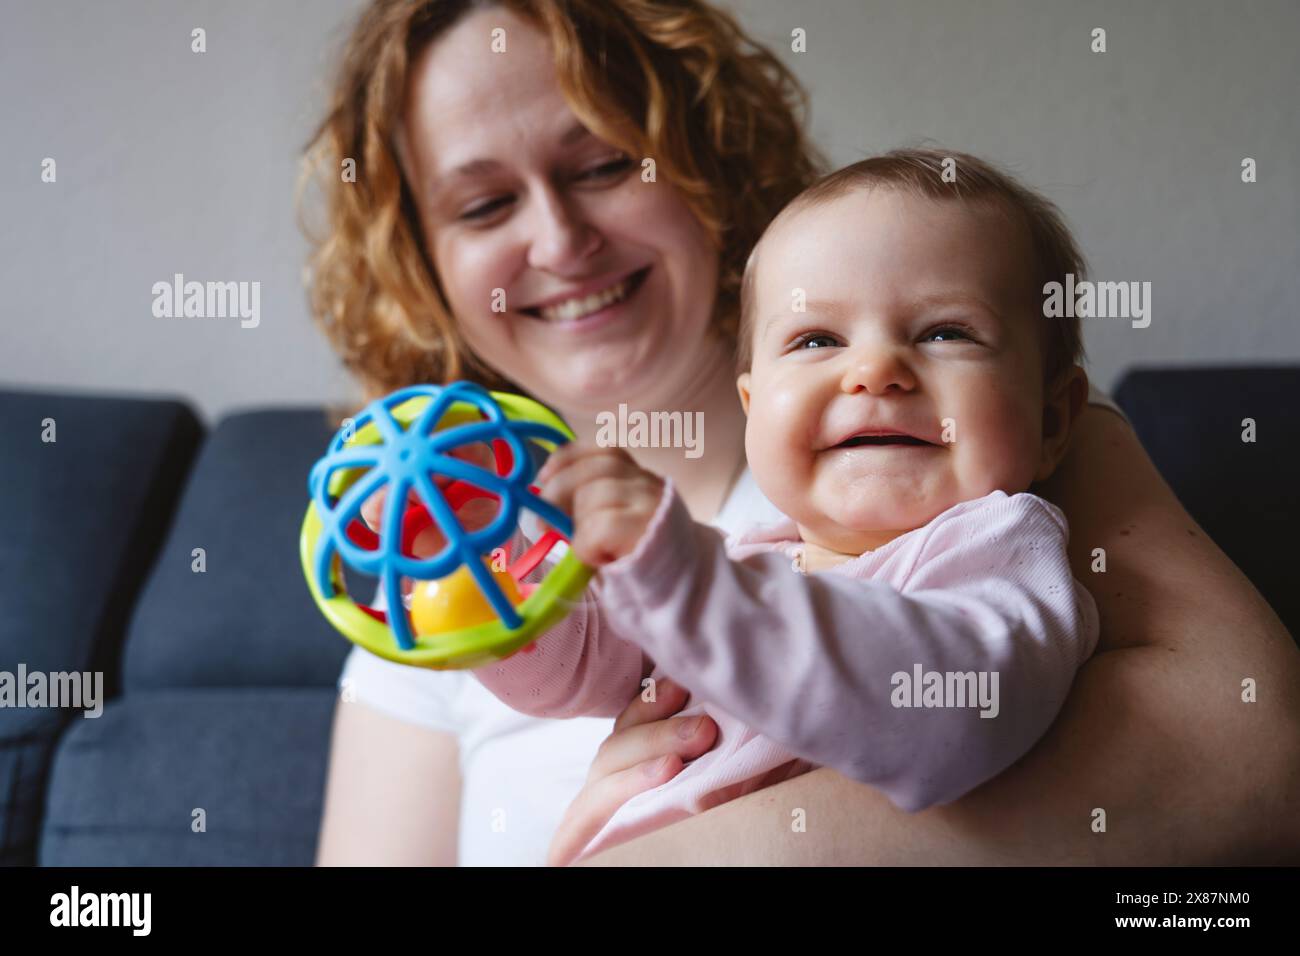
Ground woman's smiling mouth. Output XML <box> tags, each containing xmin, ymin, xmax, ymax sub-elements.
<box><xmin>521</xmin><ymin>266</ymin><xmax>652</xmax><ymax>323</ymax></box>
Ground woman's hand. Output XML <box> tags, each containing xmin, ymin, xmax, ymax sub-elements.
<box><xmin>546</xmin><ymin>678</ymin><xmax>718</xmax><ymax>867</ymax></box>
<box><xmin>536</xmin><ymin>445</ymin><xmax>666</xmax><ymax>566</ymax></box>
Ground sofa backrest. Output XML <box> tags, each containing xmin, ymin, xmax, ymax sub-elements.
<box><xmin>1114</xmin><ymin>366</ymin><xmax>1299</xmax><ymax>644</ymax></box>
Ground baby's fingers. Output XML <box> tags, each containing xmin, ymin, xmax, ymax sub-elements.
<box><xmin>358</xmin><ymin>485</ymin><xmax>387</xmax><ymax>531</ymax></box>
<box><xmin>537</xmin><ymin>446</ymin><xmax>638</xmax><ymax>515</ymax></box>
<box><xmin>572</xmin><ymin>505</ymin><xmax>652</xmax><ymax>566</ymax></box>
<box><xmin>359</xmin><ymin>485</ymin><xmax>419</xmax><ymax>532</ymax></box>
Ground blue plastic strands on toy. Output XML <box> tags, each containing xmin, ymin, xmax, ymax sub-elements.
<box><xmin>306</xmin><ymin>382</ymin><xmax>578</xmax><ymax>652</ymax></box>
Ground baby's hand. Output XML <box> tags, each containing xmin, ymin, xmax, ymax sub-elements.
<box><xmin>358</xmin><ymin>439</ymin><xmax>501</xmax><ymax>550</ymax></box>
<box><xmin>357</xmin><ymin>441</ymin><xmax>501</xmax><ymax>600</ymax></box>
<box><xmin>536</xmin><ymin>445</ymin><xmax>665</xmax><ymax>566</ymax></box>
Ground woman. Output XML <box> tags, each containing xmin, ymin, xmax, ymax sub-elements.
<box><xmin>301</xmin><ymin>0</ymin><xmax>1300</xmax><ymax>866</ymax></box>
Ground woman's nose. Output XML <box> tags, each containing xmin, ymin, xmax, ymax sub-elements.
<box><xmin>526</xmin><ymin>187</ymin><xmax>602</xmax><ymax>273</ymax></box>
<box><xmin>839</xmin><ymin>346</ymin><xmax>918</xmax><ymax>395</ymax></box>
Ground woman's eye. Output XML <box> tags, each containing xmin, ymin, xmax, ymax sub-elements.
<box><xmin>793</xmin><ymin>333</ymin><xmax>840</xmax><ymax>350</ymax></box>
<box><xmin>459</xmin><ymin>196</ymin><xmax>513</xmax><ymax>222</ymax></box>
<box><xmin>577</xmin><ymin>157</ymin><xmax>634</xmax><ymax>181</ymax></box>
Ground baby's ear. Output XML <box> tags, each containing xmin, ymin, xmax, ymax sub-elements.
<box><xmin>736</xmin><ymin>373</ymin><xmax>753</xmax><ymax>415</ymax></box>
<box><xmin>1035</xmin><ymin>365</ymin><xmax>1089</xmax><ymax>482</ymax></box>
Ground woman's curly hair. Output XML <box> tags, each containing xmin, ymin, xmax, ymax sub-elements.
<box><xmin>298</xmin><ymin>0</ymin><xmax>826</xmax><ymax>406</ymax></box>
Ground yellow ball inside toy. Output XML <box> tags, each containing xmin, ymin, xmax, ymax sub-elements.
<box><xmin>410</xmin><ymin>560</ymin><xmax>523</xmax><ymax>636</ymax></box>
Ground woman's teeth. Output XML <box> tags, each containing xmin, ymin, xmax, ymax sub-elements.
<box><xmin>538</xmin><ymin>277</ymin><xmax>631</xmax><ymax>322</ymax></box>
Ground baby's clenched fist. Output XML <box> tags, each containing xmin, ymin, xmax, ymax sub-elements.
<box><xmin>536</xmin><ymin>445</ymin><xmax>665</xmax><ymax>566</ymax></box>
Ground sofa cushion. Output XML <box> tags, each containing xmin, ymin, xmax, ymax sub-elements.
<box><xmin>123</xmin><ymin>409</ymin><xmax>350</xmax><ymax>690</ymax></box>
<box><xmin>0</xmin><ymin>388</ymin><xmax>201</xmax><ymax>864</ymax></box>
<box><xmin>39</xmin><ymin>688</ymin><xmax>334</xmax><ymax>866</ymax></box>
<box><xmin>1114</xmin><ymin>366</ymin><xmax>1300</xmax><ymax>642</ymax></box>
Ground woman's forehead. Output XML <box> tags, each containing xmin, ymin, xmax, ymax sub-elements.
<box><xmin>408</xmin><ymin>8</ymin><xmax>559</xmax><ymax>130</ymax></box>
<box><xmin>405</xmin><ymin>11</ymin><xmax>580</xmax><ymax>179</ymax></box>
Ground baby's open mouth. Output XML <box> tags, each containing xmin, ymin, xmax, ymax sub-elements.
<box><xmin>835</xmin><ymin>434</ymin><xmax>935</xmax><ymax>448</ymax></box>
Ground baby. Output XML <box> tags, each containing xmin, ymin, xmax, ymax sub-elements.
<box><xmin>474</xmin><ymin>148</ymin><xmax>1100</xmax><ymax>863</ymax></box>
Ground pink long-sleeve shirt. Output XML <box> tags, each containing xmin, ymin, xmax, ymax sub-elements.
<box><xmin>475</xmin><ymin>482</ymin><xmax>1099</xmax><ymax>862</ymax></box>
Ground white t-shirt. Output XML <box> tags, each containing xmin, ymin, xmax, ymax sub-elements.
<box><xmin>336</xmin><ymin>383</ymin><xmax>1127</xmax><ymax>866</ymax></box>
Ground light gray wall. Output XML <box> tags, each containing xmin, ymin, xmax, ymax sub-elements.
<box><xmin>3</xmin><ymin>0</ymin><xmax>1296</xmax><ymax>425</ymax></box>
<box><xmin>1</xmin><ymin>0</ymin><xmax>360</xmax><ymax>424</ymax></box>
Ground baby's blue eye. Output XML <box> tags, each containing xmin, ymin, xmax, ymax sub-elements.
<box><xmin>796</xmin><ymin>333</ymin><xmax>839</xmax><ymax>350</ymax></box>
<box><xmin>925</xmin><ymin>326</ymin><xmax>972</xmax><ymax>342</ymax></box>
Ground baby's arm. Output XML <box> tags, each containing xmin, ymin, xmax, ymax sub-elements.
<box><xmin>472</xmin><ymin>590</ymin><xmax>648</xmax><ymax>720</ymax></box>
<box><xmin>470</xmin><ymin>446</ymin><xmax>665</xmax><ymax>719</ymax></box>
<box><xmin>594</xmin><ymin>486</ymin><xmax>1100</xmax><ymax>812</ymax></box>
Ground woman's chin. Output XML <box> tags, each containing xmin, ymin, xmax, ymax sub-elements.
<box><xmin>517</xmin><ymin>361</ymin><xmax>655</xmax><ymax>416</ymax></box>
<box><xmin>475</xmin><ymin>310</ymin><xmax>711</xmax><ymax>413</ymax></box>
<box><xmin>524</xmin><ymin>347</ymin><xmax>683</xmax><ymax>413</ymax></box>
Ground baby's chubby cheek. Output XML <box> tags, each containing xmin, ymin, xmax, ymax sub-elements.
<box><xmin>743</xmin><ymin>391</ymin><xmax>821</xmax><ymax>517</ymax></box>
<box><xmin>951</xmin><ymin>403</ymin><xmax>1043</xmax><ymax>496</ymax></box>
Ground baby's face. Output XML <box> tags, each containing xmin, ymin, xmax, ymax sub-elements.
<box><xmin>738</xmin><ymin>187</ymin><xmax>1057</xmax><ymax>554</ymax></box>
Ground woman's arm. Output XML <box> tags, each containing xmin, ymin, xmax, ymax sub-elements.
<box><xmin>579</xmin><ymin>404</ymin><xmax>1300</xmax><ymax>864</ymax></box>
<box><xmin>316</xmin><ymin>699</ymin><xmax>462</xmax><ymax>866</ymax></box>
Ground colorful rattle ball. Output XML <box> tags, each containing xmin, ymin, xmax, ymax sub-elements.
<box><xmin>299</xmin><ymin>381</ymin><xmax>592</xmax><ymax>670</ymax></box>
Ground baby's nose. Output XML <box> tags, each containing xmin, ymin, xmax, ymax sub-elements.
<box><xmin>839</xmin><ymin>348</ymin><xmax>918</xmax><ymax>394</ymax></box>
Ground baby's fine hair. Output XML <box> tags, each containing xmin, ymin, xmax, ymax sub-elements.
<box><xmin>737</xmin><ymin>147</ymin><xmax>1088</xmax><ymax>383</ymax></box>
